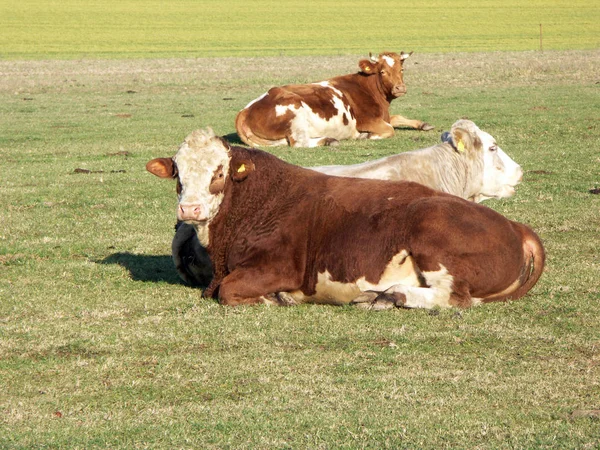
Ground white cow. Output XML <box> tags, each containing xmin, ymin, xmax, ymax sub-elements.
<box><xmin>311</xmin><ymin>119</ymin><xmax>522</xmax><ymax>202</ymax></box>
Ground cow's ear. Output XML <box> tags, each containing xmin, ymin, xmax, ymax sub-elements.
<box><xmin>400</xmin><ymin>51</ymin><xmax>413</xmax><ymax>61</ymax></box>
<box><xmin>358</xmin><ymin>59</ymin><xmax>378</xmax><ymax>75</ymax></box>
<box><xmin>451</xmin><ymin>127</ymin><xmax>479</xmax><ymax>154</ymax></box>
<box><xmin>146</xmin><ymin>158</ymin><xmax>177</xmax><ymax>178</ymax></box>
<box><xmin>230</xmin><ymin>158</ymin><xmax>255</xmax><ymax>182</ymax></box>
<box><xmin>451</xmin><ymin>127</ymin><xmax>483</xmax><ymax>155</ymax></box>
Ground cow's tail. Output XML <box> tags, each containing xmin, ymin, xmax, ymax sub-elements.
<box><xmin>510</xmin><ymin>226</ymin><xmax>546</xmax><ymax>299</ymax></box>
<box><xmin>484</xmin><ymin>224</ymin><xmax>546</xmax><ymax>302</ymax></box>
<box><xmin>235</xmin><ymin>108</ymin><xmax>281</xmax><ymax>148</ymax></box>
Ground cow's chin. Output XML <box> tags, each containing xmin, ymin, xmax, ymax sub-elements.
<box><xmin>478</xmin><ymin>185</ymin><xmax>518</xmax><ymax>202</ymax></box>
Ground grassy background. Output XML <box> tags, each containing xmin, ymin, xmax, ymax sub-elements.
<box><xmin>1</xmin><ymin>50</ymin><xmax>599</xmax><ymax>448</ymax></box>
<box><xmin>1</xmin><ymin>1</ymin><xmax>600</xmax><ymax>447</ymax></box>
<box><xmin>1</xmin><ymin>0</ymin><xmax>599</xmax><ymax>59</ymax></box>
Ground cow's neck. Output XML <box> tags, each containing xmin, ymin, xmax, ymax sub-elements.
<box><xmin>193</xmin><ymin>223</ymin><xmax>210</xmax><ymax>248</ymax></box>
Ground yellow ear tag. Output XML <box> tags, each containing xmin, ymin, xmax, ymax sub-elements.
<box><xmin>364</xmin><ymin>66</ymin><xmax>371</xmax><ymax>72</ymax></box>
<box><xmin>457</xmin><ymin>140</ymin><xmax>465</xmax><ymax>153</ymax></box>
<box><xmin>237</xmin><ymin>163</ymin><xmax>246</xmax><ymax>173</ymax></box>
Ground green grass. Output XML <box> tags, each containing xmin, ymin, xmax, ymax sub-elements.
<box><xmin>1</xmin><ymin>0</ymin><xmax>599</xmax><ymax>59</ymax></box>
<box><xmin>1</xmin><ymin>50</ymin><xmax>599</xmax><ymax>448</ymax></box>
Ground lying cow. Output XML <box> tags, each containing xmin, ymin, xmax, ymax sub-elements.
<box><xmin>235</xmin><ymin>51</ymin><xmax>434</xmax><ymax>148</ymax></box>
<box><xmin>147</xmin><ymin>128</ymin><xmax>545</xmax><ymax>309</ymax></box>
<box><xmin>311</xmin><ymin>119</ymin><xmax>523</xmax><ymax>203</ymax></box>
<box><xmin>170</xmin><ymin>120</ymin><xmax>522</xmax><ymax>286</ymax></box>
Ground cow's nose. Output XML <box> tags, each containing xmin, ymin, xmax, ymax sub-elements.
<box><xmin>393</xmin><ymin>84</ymin><xmax>407</xmax><ymax>96</ymax></box>
<box><xmin>178</xmin><ymin>203</ymin><xmax>206</xmax><ymax>222</ymax></box>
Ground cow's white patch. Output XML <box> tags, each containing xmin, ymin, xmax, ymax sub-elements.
<box><xmin>384</xmin><ymin>265</ymin><xmax>454</xmax><ymax>309</ymax></box>
<box><xmin>193</xmin><ymin>223</ymin><xmax>210</xmax><ymax>247</ymax></box>
<box><xmin>275</xmin><ymin>104</ymin><xmax>293</xmax><ymax>117</ymax></box>
<box><xmin>287</xmin><ymin>97</ymin><xmax>359</xmax><ymax>147</ymax></box>
<box><xmin>287</xmin><ymin>250</ymin><xmax>422</xmax><ymax>305</ymax></box>
<box><xmin>313</xmin><ymin>81</ymin><xmax>345</xmax><ymax>98</ymax></box>
<box><xmin>382</xmin><ymin>55</ymin><xmax>395</xmax><ymax>67</ymax></box>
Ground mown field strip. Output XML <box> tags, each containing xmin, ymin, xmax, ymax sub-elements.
<box><xmin>1</xmin><ymin>0</ymin><xmax>598</xmax><ymax>59</ymax></box>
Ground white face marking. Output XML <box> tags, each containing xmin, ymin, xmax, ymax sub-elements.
<box><xmin>173</xmin><ymin>129</ymin><xmax>230</xmax><ymax>225</ymax></box>
<box><xmin>382</xmin><ymin>55</ymin><xmax>395</xmax><ymax>67</ymax></box>
<box><xmin>478</xmin><ymin>128</ymin><xmax>523</xmax><ymax>201</ymax></box>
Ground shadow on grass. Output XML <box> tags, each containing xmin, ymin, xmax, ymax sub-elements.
<box><xmin>99</xmin><ymin>252</ymin><xmax>193</xmax><ymax>286</ymax></box>
<box><xmin>223</xmin><ymin>132</ymin><xmax>244</xmax><ymax>145</ymax></box>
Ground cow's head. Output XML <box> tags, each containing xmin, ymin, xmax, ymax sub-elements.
<box><xmin>146</xmin><ymin>129</ymin><xmax>254</xmax><ymax>223</ymax></box>
<box><xmin>444</xmin><ymin>120</ymin><xmax>523</xmax><ymax>202</ymax></box>
<box><xmin>359</xmin><ymin>51</ymin><xmax>412</xmax><ymax>98</ymax></box>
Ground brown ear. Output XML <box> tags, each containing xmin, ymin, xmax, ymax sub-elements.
<box><xmin>230</xmin><ymin>158</ymin><xmax>255</xmax><ymax>182</ymax></box>
<box><xmin>146</xmin><ymin>158</ymin><xmax>177</xmax><ymax>178</ymax></box>
<box><xmin>358</xmin><ymin>59</ymin><xmax>378</xmax><ymax>75</ymax></box>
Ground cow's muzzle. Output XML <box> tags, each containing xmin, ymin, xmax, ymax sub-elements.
<box><xmin>392</xmin><ymin>85</ymin><xmax>407</xmax><ymax>97</ymax></box>
<box><xmin>178</xmin><ymin>203</ymin><xmax>208</xmax><ymax>222</ymax></box>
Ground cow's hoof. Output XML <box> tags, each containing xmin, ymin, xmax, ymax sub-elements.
<box><xmin>263</xmin><ymin>292</ymin><xmax>297</xmax><ymax>306</ymax></box>
<box><xmin>351</xmin><ymin>291</ymin><xmax>379</xmax><ymax>308</ymax></box>
<box><xmin>420</xmin><ymin>122</ymin><xmax>435</xmax><ymax>131</ymax></box>
<box><xmin>275</xmin><ymin>292</ymin><xmax>297</xmax><ymax>306</ymax></box>
<box><xmin>370</xmin><ymin>294</ymin><xmax>397</xmax><ymax>310</ymax></box>
<box><xmin>319</xmin><ymin>137</ymin><xmax>340</xmax><ymax>147</ymax></box>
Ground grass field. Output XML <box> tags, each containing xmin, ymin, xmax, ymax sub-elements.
<box><xmin>1</xmin><ymin>0</ymin><xmax>599</xmax><ymax>59</ymax></box>
<box><xmin>1</xmin><ymin>1</ymin><xmax>600</xmax><ymax>446</ymax></box>
<box><xmin>1</xmin><ymin>48</ymin><xmax>599</xmax><ymax>448</ymax></box>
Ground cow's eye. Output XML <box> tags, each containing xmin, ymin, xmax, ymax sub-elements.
<box><xmin>490</xmin><ymin>145</ymin><xmax>498</xmax><ymax>152</ymax></box>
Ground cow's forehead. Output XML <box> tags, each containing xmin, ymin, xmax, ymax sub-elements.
<box><xmin>379</xmin><ymin>53</ymin><xmax>402</xmax><ymax>68</ymax></box>
<box><xmin>174</xmin><ymin>131</ymin><xmax>230</xmax><ymax>178</ymax></box>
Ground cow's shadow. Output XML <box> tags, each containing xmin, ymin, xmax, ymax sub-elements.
<box><xmin>98</xmin><ymin>252</ymin><xmax>197</xmax><ymax>287</ymax></box>
<box><xmin>223</xmin><ymin>133</ymin><xmax>244</xmax><ymax>145</ymax></box>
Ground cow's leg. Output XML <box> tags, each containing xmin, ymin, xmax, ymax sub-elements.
<box><xmin>359</xmin><ymin>121</ymin><xmax>395</xmax><ymax>140</ymax></box>
<box><xmin>390</xmin><ymin>115</ymin><xmax>434</xmax><ymax>131</ymax></box>
<box><xmin>217</xmin><ymin>269</ymin><xmax>297</xmax><ymax>306</ymax></box>
<box><xmin>368</xmin><ymin>281</ymin><xmax>475</xmax><ymax>310</ymax></box>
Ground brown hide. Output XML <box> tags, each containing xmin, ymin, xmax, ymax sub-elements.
<box><xmin>204</xmin><ymin>145</ymin><xmax>544</xmax><ymax>306</ymax></box>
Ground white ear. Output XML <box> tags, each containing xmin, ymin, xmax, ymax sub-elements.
<box><xmin>400</xmin><ymin>51</ymin><xmax>413</xmax><ymax>60</ymax></box>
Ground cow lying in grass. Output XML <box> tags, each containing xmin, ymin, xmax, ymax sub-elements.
<box><xmin>147</xmin><ymin>128</ymin><xmax>544</xmax><ymax>309</ymax></box>
<box><xmin>236</xmin><ymin>51</ymin><xmax>433</xmax><ymax>148</ymax></box>
<box><xmin>312</xmin><ymin>119</ymin><xmax>523</xmax><ymax>203</ymax></box>
<box><xmin>169</xmin><ymin>120</ymin><xmax>523</xmax><ymax>286</ymax></box>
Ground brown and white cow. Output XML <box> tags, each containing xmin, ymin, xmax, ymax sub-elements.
<box><xmin>169</xmin><ymin>120</ymin><xmax>522</xmax><ymax>286</ymax></box>
<box><xmin>311</xmin><ymin>119</ymin><xmax>523</xmax><ymax>203</ymax></box>
<box><xmin>146</xmin><ymin>129</ymin><xmax>545</xmax><ymax>309</ymax></box>
<box><xmin>235</xmin><ymin>52</ymin><xmax>434</xmax><ymax>148</ymax></box>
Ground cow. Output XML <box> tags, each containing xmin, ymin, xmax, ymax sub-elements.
<box><xmin>235</xmin><ymin>51</ymin><xmax>434</xmax><ymax>148</ymax></box>
<box><xmin>170</xmin><ymin>120</ymin><xmax>522</xmax><ymax>286</ymax></box>
<box><xmin>146</xmin><ymin>128</ymin><xmax>545</xmax><ymax>309</ymax></box>
<box><xmin>311</xmin><ymin>119</ymin><xmax>523</xmax><ymax>203</ymax></box>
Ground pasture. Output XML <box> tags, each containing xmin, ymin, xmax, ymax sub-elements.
<box><xmin>1</xmin><ymin>0</ymin><xmax>600</xmax><ymax>445</ymax></box>
<box><xmin>1</xmin><ymin>0</ymin><xmax>599</xmax><ymax>59</ymax></box>
<box><xmin>1</xmin><ymin>49</ymin><xmax>599</xmax><ymax>448</ymax></box>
